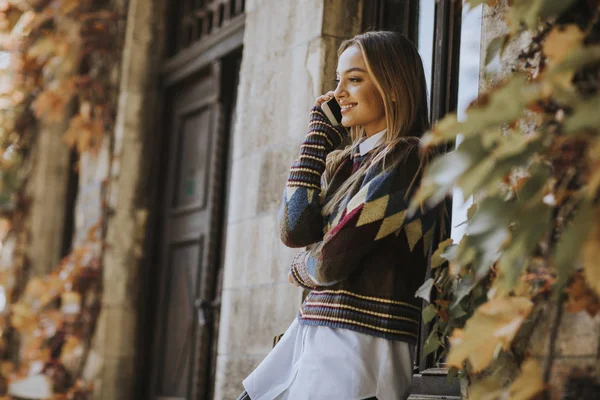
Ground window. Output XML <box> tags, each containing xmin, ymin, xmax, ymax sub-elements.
<box><xmin>362</xmin><ymin>0</ymin><xmax>483</xmax><ymax>397</ymax></box>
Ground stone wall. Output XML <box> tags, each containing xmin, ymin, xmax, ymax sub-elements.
<box><xmin>213</xmin><ymin>0</ymin><xmax>361</xmax><ymax>398</ymax></box>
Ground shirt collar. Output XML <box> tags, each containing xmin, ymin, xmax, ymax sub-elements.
<box><xmin>359</xmin><ymin>129</ymin><xmax>386</xmax><ymax>156</ymax></box>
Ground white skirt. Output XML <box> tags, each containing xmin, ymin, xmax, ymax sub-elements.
<box><xmin>242</xmin><ymin>318</ymin><xmax>414</xmax><ymax>400</ymax></box>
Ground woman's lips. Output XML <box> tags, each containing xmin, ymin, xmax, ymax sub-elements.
<box><xmin>340</xmin><ymin>103</ymin><xmax>357</xmax><ymax>114</ymax></box>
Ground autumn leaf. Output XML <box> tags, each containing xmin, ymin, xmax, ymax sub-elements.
<box><xmin>464</xmin><ymin>0</ymin><xmax>499</xmax><ymax>9</ymax></box>
<box><xmin>63</xmin><ymin>113</ymin><xmax>105</xmax><ymax>153</ymax></box>
<box><xmin>31</xmin><ymin>88</ymin><xmax>70</xmax><ymax>122</ymax></box>
<box><xmin>508</xmin><ymin>358</ymin><xmax>545</xmax><ymax>400</ymax></box>
<box><xmin>446</xmin><ymin>297</ymin><xmax>533</xmax><ymax>372</ymax></box>
<box><xmin>10</xmin><ymin>303</ymin><xmax>37</xmax><ymax>333</ymax></box>
<box><xmin>543</xmin><ymin>25</ymin><xmax>584</xmax><ymax>65</ymax></box>
<box><xmin>582</xmin><ymin>209</ymin><xmax>600</xmax><ymax>298</ymax></box>
<box><xmin>565</xmin><ymin>271</ymin><xmax>600</xmax><ymax>316</ymax></box>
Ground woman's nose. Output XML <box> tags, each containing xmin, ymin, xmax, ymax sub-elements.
<box><xmin>333</xmin><ymin>83</ymin><xmax>345</xmax><ymax>100</ymax></box>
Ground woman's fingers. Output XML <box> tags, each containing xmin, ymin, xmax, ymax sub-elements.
<box><xmin>288</xmin><ymin>271</ymin><xmax>299</xmax><ymax>287</ymax></box>
<box><xmin>314</xmin><ymin>92</ymin><xmax>335</xmax><ymax>107</ymax></box>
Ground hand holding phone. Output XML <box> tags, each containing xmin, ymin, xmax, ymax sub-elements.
<box><xmin>321</xmin><ymin>97</ymin><xmax>343</xmax><ymax>126</ymax></box>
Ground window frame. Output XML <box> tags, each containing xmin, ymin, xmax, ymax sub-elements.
<box><xmin>361</xmin><ymin>0</ymin><xmax>463</xmax><ymax>397</ymax></box>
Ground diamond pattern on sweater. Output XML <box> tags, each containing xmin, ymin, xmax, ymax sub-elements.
<box><xmin>405</xmin><ymin>219</ymin><xmax>422</xmax><ymax>252</ymax></box>
<box><xmin>357</xmin><ymin>195</ymin><xmax>390</xmax><ymax>227</ymax></box>
<box><xmin>423</xmin><ymin>226</ymin><xmax>434</xmax><ymax>256</ymax></box>
<box><xmin>346</xmin><ymin>182</ymin><xmax>371</xmax><ymax>213</ymax></box>
<box><xmin>375</xmin><ymin>210</ymin><xmax>407</xmax><ymax>240</ymax></box>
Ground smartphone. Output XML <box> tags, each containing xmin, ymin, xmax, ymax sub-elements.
<box><xmin>321</xmin><ymin>97</ymin><xmax>343</xmax><ymax>126</ymax></box>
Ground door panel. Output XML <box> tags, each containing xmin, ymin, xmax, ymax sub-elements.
<box><xmin>151</xmin><ymin>62</ymin><xmax>225</xmax><ymax>400</ymax></box>
<box><xmin>173</xmin><ymin>108</ymin><xmax>212</xmax><ymax>210</ymax></box>
<box><xmin>157</xmin><ymin>242</ymin><xmax>202</xmax><ymax>397</ymax></box>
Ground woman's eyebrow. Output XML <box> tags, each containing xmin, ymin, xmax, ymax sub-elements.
<box><xmin>336</xmin><ymin>67</ymin><xmax>367</xmax><ymax>75</ymax></box>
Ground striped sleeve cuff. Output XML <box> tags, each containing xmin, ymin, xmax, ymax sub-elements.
<box><xmin>290</xmin><ymin>250</ymin><xmax>320</xmax><ymax>290</ymax></box>
<box><xmin>287</xmin><ymin>107</ymin><xmax>347</xmax><ymax>189</ymax></box>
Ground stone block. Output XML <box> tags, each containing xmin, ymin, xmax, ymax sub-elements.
<box><xmin>223</xmin><ymin>214</ymin><xmax>299</xmax><ymax>289</ymax></box>
<box><xmin>231</xmin><ymin>49</ymin><xmax>293</xmax><ymax>160</ymax></box>
<box><xmin>213</xmin><ymin>354</ymin><xmax>264</xmax><ymax>400</ymax></box>
<box><xmin>226</xmin><ymin>153</ymin><xmax>262</xmax><ymax>223</ymax></box>
<box><xmin>222</xmin><ymin>213</ymin><xmax>297</xmax><ymax>290</ymax></box>
<box><xmin>257</xmin><ymin>145</ymin><xmax>299</xmax><ymax>214</ymax></box>
<box><xmin>217</xmin><ymin>283</ymin><xmax>302</xmax><ymax>357</ymax></box>
<box><xmin>243</xmin><ymin>0</ymin><xmax>324</xmax><ymax>57</ymax></box>
<box><xmin>528</xmin><ymin>307</ymin><xmax>600</xmax><ymax>358</ymax></box>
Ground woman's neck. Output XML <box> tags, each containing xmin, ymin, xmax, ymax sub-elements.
<box><xmin>363</xmin><ymin>123</ymin><xmax>387</xmax><ymax>137</ymax></box>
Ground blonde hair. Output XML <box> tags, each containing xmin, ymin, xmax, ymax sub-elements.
<box><xmin>322</xmin><ymin>31</ymin><xmax>430</xmax><ymax>215</ymax></box>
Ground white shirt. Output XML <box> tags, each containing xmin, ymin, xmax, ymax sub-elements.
<box><xmin>243</xmin><ymin>128</ymin><xmax>416</xmax><ymax>400</ymax></box>
<box><xmin>243</xmin><ymin>319</ymin><xmax>414</xmax><ymax>400</ymax></box>
<box><xmin>358</xmin><ymin>129</ymin><xmax>386</xmax><ymax>156</ymax></box>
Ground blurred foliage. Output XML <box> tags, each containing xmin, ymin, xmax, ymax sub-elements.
<box><xmin>412</xmin><ymin>0</ymin><xmax>600</xmax><ymax>398</ymax></box>
<box><xmin>0</xmin><ymin>0</ymin><xmax>121</xmax><ymax>398</ymax></box>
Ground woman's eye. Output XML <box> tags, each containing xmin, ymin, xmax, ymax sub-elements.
<box><xmin>333</xmin><ymin>78</ymin><xmax>340</xmax><ymax>83</ymax></box>
<box><xmin>349</xmin><ymin>77</ymin><xmax>361</xmax><ymax>83</ymax></box>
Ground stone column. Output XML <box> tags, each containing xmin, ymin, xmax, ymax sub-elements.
<box><xmin>213</xmin><ymin>1</ymin><xmax>361</xmax><ymax>398</ymax></box>
<box><xmin>85</xmin><ymin>0</ymin><xmax>167</xmax><ymax>398</ymax></box>
<box><xmin>26</xmin><ymin>119</ymin><xmax>72</xmax><ymax>275</ymax></box>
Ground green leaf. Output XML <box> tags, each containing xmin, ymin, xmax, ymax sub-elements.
<box><xmin>422</xmin><ymin>304</ymin><xmax>438</xmax><ymax>324</ymax></box>
<box><xmin>453</xmin><ymin>274</ymin><xmax>477</xmax><ymax>306</ymax></box>
<box><xmin>422</xmin><ymin>324</ymin><xmax>442</xmax><ymax>358</ymax></box>
<box><xmin>431</xmin><ymin>238</ymin><xmax>455</xmax><ymax>268</ymax></box>
<box><xmin>497</xmin><ymin>203</ymin><xmax>552</xmax><ymax>289</ymax></box>
<box><xmin>449</xmin><ymin>303</ymin><xmax>468</xmax><ymax>319</ymax></box>
<box><xmin>410</xmin><ymin>136</ymin><xmax>487</xmax><ymax>212</ymax></box>
<box><xmin>466</xmin><ymin>196</ymin><xmax>514</xmax><ymax>236</ymax></box>
<box><xmin>563</xmin><ymin>95</ymin><xmax>600</xmax><ymax>134</ymax></box>
<box><xmin>422</xmin><ymin>74</ymin><xmax>544</xmax><ymax>147</ymax></box>
<box><xmin>485</xmin><ymin>35</ymin><xmax>509</xmax><ymax>66</ymax></box>
<box><xmin>552</xmin><ymin>198</ymin><xmax>595</xmax><ymax>287</ymax></box>
<box><xmin>517</xmin><ymin>163</ymin><xmax>552</xmax><ymax>203</ymax></box>
<box><xmin>459</xmin><ymin>157</ymin><xmax>497</xmax><ymax>199</ymax></box>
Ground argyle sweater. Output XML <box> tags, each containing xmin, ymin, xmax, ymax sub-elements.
<box><xmin>279</xmin><ymin>106</ymin><xmax>437</xmax><ymax>344</ymax></box>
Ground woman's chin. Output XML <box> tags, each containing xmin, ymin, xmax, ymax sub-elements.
<box><xmin>341</xmin><ymin>116</ymin><xmax>354</xmax><ymax>128</ymax></box>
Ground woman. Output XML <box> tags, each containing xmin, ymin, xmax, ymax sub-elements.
<box><xmin>239</xmin><ymin>31</ymin><xmax>436</xmax><ymax>400</ymax></box>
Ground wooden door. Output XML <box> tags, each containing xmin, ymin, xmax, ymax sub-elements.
<box><xmin>150</xmin><ymin>62</ymin><xmax>226</xmax><ymax>400</ymax></box>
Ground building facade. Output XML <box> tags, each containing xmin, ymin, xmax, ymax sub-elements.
<box><xmin>18</xmin><ymin>0</ymin><xmax>600</xmax><ymax>399</ymax></box>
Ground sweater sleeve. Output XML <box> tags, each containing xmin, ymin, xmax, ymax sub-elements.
<box><xmin>291</xmin><ymin>143</ymin><xmax>437</xmax><ymax>288</ymax></box>
<box><xmin>279</xmin><ymin>106</ymin><xmax>348</xmax><ymax>248</ymax></box>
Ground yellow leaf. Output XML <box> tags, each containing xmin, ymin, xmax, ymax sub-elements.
<box><xmin>543</xmin><ymin>25</ymin><xmax>584</xmax><ymax>65</ymax></box>
<box><xmin>431</xmin><ymin>238</ymin><xmax>454</xmax><ymax>269</ymax></box>
<box><xmin>446</xmin><ymin>297</ymin><xmax>533</xmax><ymax>372</ymax></box>
<box><xmin>509</xmin><ymin>359</ymin><xmax>545</xmax><ymax>400</ymax></box>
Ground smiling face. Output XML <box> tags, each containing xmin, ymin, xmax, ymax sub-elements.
<box><xmin>334</xmin><ymin>46</ymin><xmax>386</xmax><ymax>137</ymax></box>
